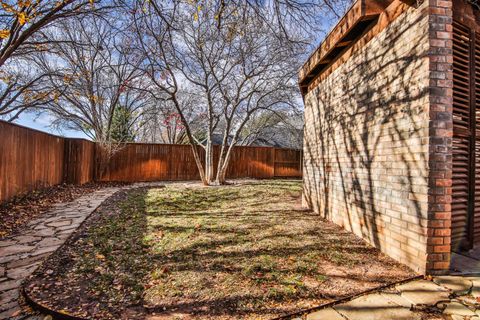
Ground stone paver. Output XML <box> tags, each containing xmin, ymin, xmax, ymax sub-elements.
<box><xmin>434</xmin><ymin>276</ymin><xmax>473</xmax><ymax>295</ymax></box>
<box><xmin>396</xmin><ymin>279</ymin><xmax>450</xmax><ymax>305</ymax></box>
<box><xmin>305</xmin><ymin>307</ymin><xmax>344</xmax><ymax>320</ymax></box>
<box><xmin>0</xmin><ymin>182</ymin><xmax>170</xmax><ymax>320</ymax></box>
<box><xmin>301</xmin><ymin>276</ymin><xmax>480</xmax><ymax>320</ymax></box>
<box><xmin>0</xmin><ymin>186</ymin><xmax>123</xmax><ymax>320</ymax></box>
<box><xmin>333</xmin><ymin>293</ymin><xmax>420</xmax><ymax>320</ymax></box>
<box><xmin>441</xmin><ymin>301</ymin><xmax>477</xmax><ymax>316</ymax></box>
<box><xmin>0</xmin><ymin>245</ymin><xmax>36</xmax><ymax>257</ymax></box>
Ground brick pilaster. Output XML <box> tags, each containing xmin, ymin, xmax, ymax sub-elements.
<box><xmin>426</xmin><ymin>0</ymin><xmax>453</xmax><ymax>274</ymax></box>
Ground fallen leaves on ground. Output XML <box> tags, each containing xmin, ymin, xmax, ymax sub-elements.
<box><xmin>0</xmin><ymin>182</ymin><xmax>127</xmax><ymax>238</ymax></box>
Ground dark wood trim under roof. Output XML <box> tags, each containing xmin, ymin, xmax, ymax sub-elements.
<box><xmin>298</xmin><ymin>0</ymin><xmax>396</xmax><ymax>94</ymax></box>
<box><xmin>453</xmin><ymin>0</ymin><xmax>480</xmax><ymax>31</ymax></box>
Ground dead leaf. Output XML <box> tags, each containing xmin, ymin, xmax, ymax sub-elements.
<box><xmin>95</xmin><ymin>253</ymin><xmax>106</xmax><ymax>260</ymax></box>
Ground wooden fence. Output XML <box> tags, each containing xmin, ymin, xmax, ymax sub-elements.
<box><xmin>0</xmin><ymin>121</ymin><xmax>65</xmax><ymax>202</ymax></box>
<box><xmin>99</xmin><ymin>144</ymin><xmax>302</xmax><ymax>181</ymax></box>
<box><xmin>0</xmin><ymin>120</ymin><xmax>302</xmax><ymax>202</ymax></box>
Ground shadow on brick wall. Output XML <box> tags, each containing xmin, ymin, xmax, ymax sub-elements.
<box><xmin>302</xmin><ymin>3</ymin><xmax>432</xmax><ymax>270</ymax></box>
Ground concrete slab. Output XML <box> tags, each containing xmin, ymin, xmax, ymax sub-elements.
<box><xmin>434</xmin><ymin>276</ymin><xmax>473</xmax><ymax>295</ymax></box>
<box><xmin>468</xmin><ymin>246</ymin><xmax>480</xmax><ymax>260</ymax></box>
<box><xmin>457</xmin><ymin>295</ymin><xmax>478</xmax><ymax>305</ymax></box>
<box><xmin>473</xmin><ymin>287</ymin><xmax>480</xmax><ymax>299</ymax></box>
<box><xmin>333</xmin><ymin>293</ymin><xmax>421</xmax><ymax>320</ymax></box>
<box><xmin>306</xmin><ymin>308</ymin><xmax>344</xmax><ymax>320</ymax></box>
<box><xmin>450</xmin><ymin>253</ymin><xmax>480</xmax><ymax>275</ymax></box>
<box><xmin>396</xmin><ymin>280</ymin><xmax>450</xmax><ymax>306</ymax></box>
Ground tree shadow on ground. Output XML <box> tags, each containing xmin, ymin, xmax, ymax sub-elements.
<box><xmin>131</xmin><ymin>182</ymin><xmax>415</xmax><ymax>319</ymax></box>
<box><xmin>24</xmin><ymin>181</ymin><xmax>416</xmax><ymax>320</ymax></box>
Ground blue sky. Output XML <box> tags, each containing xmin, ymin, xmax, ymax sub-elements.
<box><xmin>12</xmin><ymin>7</ymin><xmax>345</xmax><ymax>140</ymax></box>
<box><xmin>16</xmin><ymin>112</ymin><xmax>89</xmax><ymax>139</ymax></box>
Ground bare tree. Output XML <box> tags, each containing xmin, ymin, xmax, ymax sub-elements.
<box><xmin>0</xmin><ymin>0</ymin><xmax>113</xmax><ymax>67</ymax></box>
<box><xmin>131</xmin><ymin>0</ymin><xmax>313</xmax><ymax>185</ymax></box>
<box><xmin>31</xmin><ymin>14</ymin><xmax>152</xmax><ymax>175</ymax></box>
<box><xmin>33</xmin><ymin>16</ymin><xmax>150</xmax><ymax>141</ymax></box>
<box><xmin>239</xmin><ymin>110</ymin><xmax>303</xmax><ymax>149</ymax></box>
<box><xmin>0</xmin><ymin>0</ymin><xmax>115</xmax><ymax>120</ymax></box>
<box><xmin>0</xmin><ymin>59</ymin><xmax>54</xmax><ymax>121</ymax></box>
<box><xmin>136</xmin><ymin>95</ymin><xmax>205</xmax><ymax>144</ymax></box>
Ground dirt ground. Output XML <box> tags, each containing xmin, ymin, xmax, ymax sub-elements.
<box><xmin>24</xmin><ymin>180</ymin><xmax>416</xmax><ymax>319</ymax></box>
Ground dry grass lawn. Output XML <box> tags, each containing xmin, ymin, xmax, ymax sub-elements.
<box><xmin>25</xmin><ymin>180</ymin><xmax>415</xmax><ymax>319</ymax></box>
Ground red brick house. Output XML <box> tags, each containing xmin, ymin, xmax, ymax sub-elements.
<box><xmin>300</xmin><ymin>0</ymin><xmax>479</xmax><ymax>274</ymax></box>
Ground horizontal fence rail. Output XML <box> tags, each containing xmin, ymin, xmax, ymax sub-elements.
<box><xmin>0</xmin><ymin>120</ymin><xmax>302</xmax><ymax>202</ymax></box>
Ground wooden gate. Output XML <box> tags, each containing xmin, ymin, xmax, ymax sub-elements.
<box><xmin>452</xmin><ymin>19</ymin><xmax>480</xmax><ymax>251</ymax></box>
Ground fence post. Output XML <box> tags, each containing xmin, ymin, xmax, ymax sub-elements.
<box><xmin>301</xmin><ymin>151</ymin><xmax>304</xmax><ymax>175</ymax></box>
<box><xmin>63</xmin><ymin>138</ymin><xmax>78</xmax><ymax>185</ymax></box>
<box><xmin>272</xmin><ymin>147</ymin><xmax>276</xmax><ymax>178</ymax></box>
<box><xmin>63</xmin><ymin>139</ymin><xmax>70</xmax><ymax>184</ymax></box>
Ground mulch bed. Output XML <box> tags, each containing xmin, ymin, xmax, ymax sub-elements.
<box><xmin>0</xmin><ymin>182</ymin><xmax>128</xmax><ymax>239</ymax></box>
<box><xmin>23</xmin><ymin>181</ymin><xmax>417</xmax><ymax>320</ymax></box>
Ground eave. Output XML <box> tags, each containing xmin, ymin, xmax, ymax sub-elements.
<box><xmin>299</xmin><ymin>0</ymin><xmax>394</xmax><ymax>95</ymax></box>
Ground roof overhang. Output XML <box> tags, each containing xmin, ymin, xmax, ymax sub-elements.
<box><xmin>453</xmin><ymin>0</ymin><xmax>480</xmax><ymax>31</ymax></box>
<box><xmin>299</xmin><ymin>0</ymin><xmax>394</xmax><ymax>94</ymax></box>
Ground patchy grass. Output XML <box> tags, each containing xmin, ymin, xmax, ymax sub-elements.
<box><xmin>25</xmin><ymin>180</ymin><xmax>415</xmax><ymax>319</ymax></box>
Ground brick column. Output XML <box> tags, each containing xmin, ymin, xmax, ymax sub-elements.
<box><xmin>426</xmin><ymin>0</ymin><xmax>453</xmax><ymax>274</ymax></box>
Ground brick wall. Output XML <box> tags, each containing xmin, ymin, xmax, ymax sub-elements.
<box><xmin>302</xmin><ymin>1</ymin><xmax>434</xmax><ymax>273</ymax></box>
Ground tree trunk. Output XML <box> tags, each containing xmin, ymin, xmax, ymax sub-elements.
<box><xmin>214</xmin><ymin>117</ymin><xmax>251</xmax><ymax>185</ymax></box>
<box><xmin>170</xmin><ymin>96</ymin><xmax>207</xmax><ymax>185</ymax></box>
<box><xmin>205</xmin><ymin>133</ymin><xmax>215</xmax><ymax>184</ymax></box>
<box><xmin>215</xmin><ymin>143</ymin><xmax>234</xmax><ymax>185</ymax></box>
<box><xmin>190</xmin><ymin>144</ymin><xmax>208</xmax><ymax>185</ymax></box>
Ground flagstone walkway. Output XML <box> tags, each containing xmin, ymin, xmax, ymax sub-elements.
<box><xmin>0</xmin><ymin>186</ymin><xmax>124</xmax><ymax>319</ymax></box>
<box><xmin>297</xmin><ymin>275</ymin><xmax>480</xmax><ymax>320</ymax></box>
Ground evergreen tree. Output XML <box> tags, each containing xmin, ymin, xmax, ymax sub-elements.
<box><xmin>110</xmin><ymin>105</ymin><xmax>135</xmax><ymax>143</ymax></box>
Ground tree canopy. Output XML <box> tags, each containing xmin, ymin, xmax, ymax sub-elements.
<box><xmin>0</xmin><ymin>0</ymin><xmax>352</xmax><ymax>184</ymax></box>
